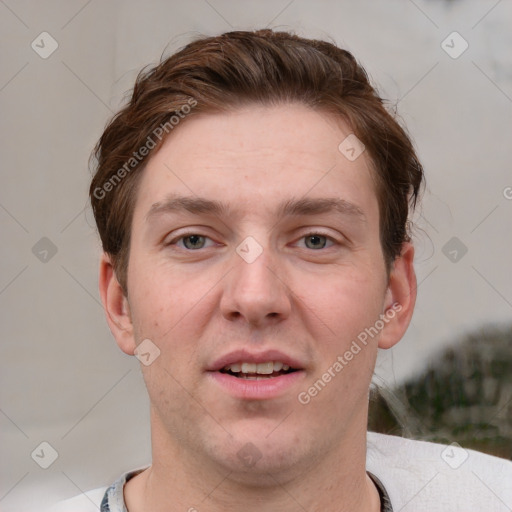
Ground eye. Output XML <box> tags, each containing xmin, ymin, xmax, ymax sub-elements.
<box><xmin>166</xmin><ymin>232</ymin><xmax>337</xmax><ymax>251</ymax></box>
<box><xmin>297</xmin><ymin>233</ymin><xmax>336</xmax><ymax>250</ymax></box>
<box><xmin>168</xmin><ymin>233</ymin><xmax>217</xmax><ymax>250</ymax></box>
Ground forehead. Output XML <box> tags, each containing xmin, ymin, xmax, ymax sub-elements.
<box><xmin>134</xmin><ymin>103</ymin><xmax>378</xmax><ymax>224</ymax></box>
<box><xmin>155</xmin><ymin>103</ymin><xmax>361</xmax><ymax>169</ymax></box>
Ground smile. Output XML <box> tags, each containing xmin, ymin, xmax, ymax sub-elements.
<box><xmin>220</xmin><ymin>361</ymin><xmax>297</xmax><ymax>379</ymax></box>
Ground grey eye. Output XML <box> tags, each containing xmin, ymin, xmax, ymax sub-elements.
<box><xmin>304</xmin><ymin>234</ymin><xmax>329</xmax><ymax>249</ymax></box>
<box><xmin>182</xmin><ymin>235</ymin><xmax>207</xmax><ymax>249</ymax></box>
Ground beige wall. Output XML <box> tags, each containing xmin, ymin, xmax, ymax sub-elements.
<box><xmin>1</xmin><ymin>0</ymin><xmax>511</xmax><ymax>509</ymax></box>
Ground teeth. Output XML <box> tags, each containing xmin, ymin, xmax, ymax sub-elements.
<box><xmin>241</xmin><ymin>362</ymin><xmax>257</xmax><ymax>373</ymax></box>
<box><xmin>256</xmin><ymin>362</ymin><xmax>274</xmax><ymax>374</ymax></box>
<box><xmin>223</xmin><ymin>361</ymin><xmax>291</xmax><ymax>374</ymax></box>
<box><xmin>230</xmin><ymin>362</ymin><xmax>241</xmax><ymax>372</ymax></box>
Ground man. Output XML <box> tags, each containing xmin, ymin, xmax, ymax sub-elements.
<box><xmin>52</xmin><ymin>29</ymin><xmax>512</xmax><ymax>511</ymax></box>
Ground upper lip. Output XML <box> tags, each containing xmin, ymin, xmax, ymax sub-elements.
<box><xmin>207</xmin><ymin>349</ymin><xmax>305</xmax><ymax>372</ymax></box>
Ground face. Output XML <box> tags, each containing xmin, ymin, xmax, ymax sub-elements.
<box><xmin>105</xmin><ymin>103</ymin><xmax>414</xmax><ymax>480</ymax></box>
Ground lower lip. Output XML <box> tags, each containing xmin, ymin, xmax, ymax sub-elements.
<box><xmin>207</xmin><ymin>371</ymin><xmax>305</xmax><ymax>400</ymax></box>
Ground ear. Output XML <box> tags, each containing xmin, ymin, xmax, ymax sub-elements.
<box><xmin>98</xmin><ymin>253</ymin><xmax>136</xmax><ymax>355</ymax></box>
<box><xmin>378</xmin><ymin>242</ymin><xmax>417</xmax><ymax>350</ymax></box>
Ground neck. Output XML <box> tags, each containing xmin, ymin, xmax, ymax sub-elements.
<box><xmin>125</xmin><ymin>410</ymin><xmax>380</xmax><ymax>512</ymax></box>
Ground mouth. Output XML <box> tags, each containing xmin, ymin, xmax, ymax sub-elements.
<box><xmin>207</xmin><ymin>350</ymin><xmax>305</xmax><ymax>399</ymax></box>
<box><xmin>219</xmin><ymin>361</ymin><xmax>299</xmax><ymax>380</ymax></box>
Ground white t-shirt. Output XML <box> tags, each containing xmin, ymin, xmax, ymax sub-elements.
<box><xmin>48</xmin><ymin>432</ymin><xmax>512</xmax><ymax>511</ymax></box>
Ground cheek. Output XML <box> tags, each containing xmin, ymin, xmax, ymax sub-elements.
<box><xmin>127</xmin><ymin>256</ymin><xmax>217</xmax><ymax>345</ymax></box>
<box><xmin>295</xmin><ymin>264</ymin><xmax>386</xmax><ymax>346</ymax></box>
<box><xmin>297</xmin><ymin>273</ymin><xmax>382</xmax><ymax>412</ymax></box>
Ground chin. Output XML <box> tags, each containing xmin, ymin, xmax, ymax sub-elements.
<box><xmin>207</xmin><ymin>426</ymin><xmax>310</xmax><ymax>482</ymax></box>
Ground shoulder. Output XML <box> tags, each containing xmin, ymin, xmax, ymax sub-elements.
<box><xmin>44</xmin><ymin>487</ymin><xmax>108</xmax><ymax>512</ymax></box>
<box><xmin>45</xmin><ymin>466</ymin><xmax>148</xmax><ymax>512</ymax></box>
<box><xmin>366</xmin><ymin>432</ymin><xmax>512</xmax><ymax>511</ymax></box>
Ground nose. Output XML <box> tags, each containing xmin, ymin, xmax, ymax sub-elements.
<box><xmin>220</xmin><ymin>242</ymin><xmax>292</xmax><ymax>328</ymax></box>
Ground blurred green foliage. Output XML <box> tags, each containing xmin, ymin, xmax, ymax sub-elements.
<box><xmin>368</xmin><ymin>324</ymin><xmax>512</xmax><ymax>460</ymax></box>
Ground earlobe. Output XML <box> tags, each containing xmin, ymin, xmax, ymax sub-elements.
<box><xmin>378</xmin><ymin>242</ymin><xmax>417</xmax><ymax>350</ymax></box>
<box><xmin>98</xmin><ymin>253</ymin><xmax>136</xmax><ymax>355</ymax></box>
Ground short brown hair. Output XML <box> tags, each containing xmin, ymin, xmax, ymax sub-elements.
<box><xmin>90</xmin><ymin>29</ymin><xmax>424</xmax><ymax>294</ymax></box>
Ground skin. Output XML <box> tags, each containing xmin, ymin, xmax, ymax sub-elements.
<box><xmin>99</xmin><ymin>103</ymin><xmax>416</xmax><ymax>512</ymax></box>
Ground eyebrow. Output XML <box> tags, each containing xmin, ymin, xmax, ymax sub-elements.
<box><xmin>146</xmin><ymin>195</ymin><xmax>366</xmax><ymax>222</ymax></box>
